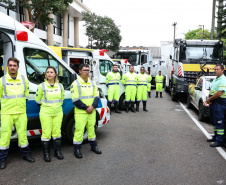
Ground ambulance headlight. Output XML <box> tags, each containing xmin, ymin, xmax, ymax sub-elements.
<box><xmin>98</xmin><ymin>88</ymin><xmax>105</xmax><ymax>99</ymax></box>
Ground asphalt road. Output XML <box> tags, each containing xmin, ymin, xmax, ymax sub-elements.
<box><xmin>0</xmin><ymin>90</ymin><xmax>226</xmax><ymax>185</ymax></box>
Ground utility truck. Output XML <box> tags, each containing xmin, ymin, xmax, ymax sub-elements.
<box><xmin>165</xmin><ymin>39</ymin><xmax>223</xmax><ymax>101</ymax></box>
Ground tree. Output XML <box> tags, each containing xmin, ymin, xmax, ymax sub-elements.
<box><xmin>82</xmin><ymin>12</ymin><xmax>122</xmax><ymax>51</ymax></box>
<box><xmin>184</xmin><ymin>28</ymin><xmax>212</xmax><ymax>40</ymax></box>
<box><xmin>0</xmin><ymin>0</ymin><xmax>73</xmax><ymax>32</ymax></box>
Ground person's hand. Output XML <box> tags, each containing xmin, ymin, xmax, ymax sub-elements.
<box><xmin>206</xmin><ymin>98</ymin><xmax>211</xmax><ymax>104</ymax></box>
<box><xmin>86</xmin><ymin>106</ymin><xmax>94</xmax><ymax>114</ymax></box>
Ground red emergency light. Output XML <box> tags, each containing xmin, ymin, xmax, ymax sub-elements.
<box><xmin>123</xmin><ymin>59</ymin><xmax>128</xmax><ymax>64</ymax></box>
<box><xmin>16</xmin><ymin>31</ymin><xmax>28</xmax><ymax>41</ymax></box>
<box><xmin>99</xmin><ymin>49</ymin><xmax>108</xmax><ymax>56</ymax></box>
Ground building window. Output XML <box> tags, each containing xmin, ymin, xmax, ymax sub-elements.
<box><xmin>53</xmin><ymin>15</ymin><xmax>62</xmax><ymax>36</ymax></box>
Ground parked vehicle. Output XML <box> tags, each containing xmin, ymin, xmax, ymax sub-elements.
<box><xmin>165</xmin><ymin>39</ymin><xmax>223</xmax><ymax>101</ymax></box>
<box><xmin>187</xmin><ymin>75</ymin><xmax>216</xmax><ymax>121</ymax></box>
<box><xmin>49</xmin><ymin>46</ymin><xmax>128</xmax><ymax>110</ymax></box>
<box><xmin>0</xmin><ymin>12</ymin><xmax>110</xmax><ymax>144</ymax></box>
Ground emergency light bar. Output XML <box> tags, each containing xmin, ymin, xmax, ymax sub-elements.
<box><xmin>99</xmin><ymin>49</ymin><xmax>108</xmax><ymax>56</ymax></box>
<box><xmin>16</xmin><ymin>31</ymin><xmax>28</xmax><ymax>41</ymax></box>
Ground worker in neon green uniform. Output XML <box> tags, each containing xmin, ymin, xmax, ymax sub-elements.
<box><xmin>136</xmin><ymin>67</ymin><xmax>148</xmax><ymax>112</ymax></box>
<box><xmin>146</xmin><ymin>71</ymin><xmax>152</xmax><ymax>98</ymax></box>
<box><xmin>106</xmin><ymin>64</ymin><xmax>121</xmax><ymax>114</ymax></box>
<box><xmin>122</xmin><ymin>65</ymin><xmax>137</xmax><ymax>113</ymax></box>
<box><xmin>71</xmin><ymin>64</ymin><xmax>101</xmax><ymax>159</ymax></box>
<box><xmin>155</xmin><ymin>71</ymin><xmax>164</xmax><ymax>98</ymax></box>
<box><xmin>0</xmin><ymin>57</ymin><xmax>35</xmax><ymax>170</ymax></box>
<box><xmin>35</xmin><ymin>66</ymin><xmax>64</xmax><ymax>162</ymax></box>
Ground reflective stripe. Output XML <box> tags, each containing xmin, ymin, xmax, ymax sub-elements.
<box><xmin>41</xmin><ymin>137</ymin><xmax>51</xmax><ymax>141</ymax></box>
<box><xmin>21</xmin><ymin>75</ymin><xmax>26</xmax><ymax>97</ymax></box>
<box><xmin>73</xmin><ymin>98</ymin><xmax>80</xmax><ymax>102</ymax></box>
<box><xmin>41</xmin><ymin>99</ymin><xmax>63</xmax><ymax>103</ymax></box>
<box><xmin>2</xmin><ymin>95</ymin><xmax>16</xmax><ymax>99</ymax></box>
<box><xmin>217</xmin><ymin>130</ymin><xmax>224</xmax><ymax>135</ymax></box>
<box><xmin>126</xmin><ymin>80</ymin><xmax>136</xmax><ymax>82</ymax></box>
<box><xmin>75</xmin><ymin>79</ymin><xmax>95</xmax><ymax>100</ymax></box>
<box><xmin>36</xmin><ymin>101</ymin><xmax>41</xmax><ymax>104</ymax></box>
<box><xmin>52</xmin><ymin>135</ymin><xmax>62</xmax><ymax>140</ymax></box>
<box><xmin>138</xmin><ymin>80</ymin><xmax>147</xmax><ymax>83</ymax></box>
<box><xmin>0</xmin><ymin>146</ymin><xmax>9</xmax><ymax>150</ymax></box>
<box><xmin>73</xmin><ymin>141</ymin><xmax>83</xmax><ymax>144</ymax></box>
<box><xmin>41</xmin><ymin>82</ymin><xmax>47</xmax><ymax>101</ymax></box>
<box><xmin>18</xmin><ymin>143</ymin><xmax>29</xmax><ymax>148</ymax></box>
<box><xmin>88</xmin><ymin>138</ymin><xmax>96</xmax><ymax>141</ymax></box>
<box><xmin>156</xmin><ymin>82</ymin><xmax>163</xmax><ymax>83</ymax></box>
<box><xmin>109</xmin><ymin>79</ymin><xmax>119</xmax><ymax>82</ymax></box>
<box><xmin>17</xmin><ymin>94</ymin><xmax>25</xmax><ymax>98</ymax></box>
<box><xmin>125</xmin><ymin>84</ymin><xmax>136</xmax><ymax>86</ymax></box>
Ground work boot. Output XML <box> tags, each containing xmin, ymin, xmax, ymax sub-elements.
<box><xmin>0</xmin><ymin>161</ymin><xmax>6</xmax><ymax>169</ymax></box>
<box><xmin>73</xmin><ymin>144</ymin><xmax>83</xmax><ymax>159</ymax></box>
<box><xmin>114</xmin><ymin>102</ymin><xmax>122</xmax><ymax>114</ymax></box>
<box><xmin>155</xmin><ymin>92</ymin><xmax>158</xmax><ymax>98</ymax></box>
<box><xmin>107</xmin><ymin>102</ymin><xmax>112</xmax><ymax>114</ymax></box>
<box><xmin>89</xmin><ymin>141</ymin><xmax>102</xmax><ymax>154</ymax></box>
<box><xmin>125</xmin><ymin>102</ymin><xmax>129</xmax><ymax>113</ymax></box>
<box><xmin>148</xmin><ymin>92</ymin><xmax>151</xmax><ymax>98</ymax></box>
<box><xmin>20</xmin><ymin>146</ymin><xmax>35</xmax><ymax>163</ymax></box>
<box><xmin>41</xmin><ymin>141</ymin><xmax>51</xmax><ymax>162</ymax></box>
<box><xmin>53</xmin><ymin>138</ymin><xmax>64</xmax><ymax>160</ymax></box>
<box><xmin>160</xmin><ymin>92</ymin><xmax>163</xmax><ymax>98</ymax></box>
<box><xmin>206</xmin><ymin>138</ymin><xmax>216</xmax><ymax>142</ymax></box>
<box><xmin>210</xmin><ymin>142</ymin><xmax>223</xmax><ymax>147</ymax></box>
<box><xmin>131</xmin><ymin>102</ymin><xmax>136</xmax><ymax>113</ymax></box>
<box><xmin>136</xmin><ymin>101</ymin><xmax>140</xmax><ymax>112</ymax></box>
<box><xmin>143</xmin><ymin>101</ymin><xmax>148</xmax><ymax>112</ymax></box>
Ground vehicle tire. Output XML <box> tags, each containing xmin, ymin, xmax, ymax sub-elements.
<box><xmin>171</xmin><ymin>87</ymin><xmax>178</xmax><ymax>101</ymax></box>
<box><xmin>66</xmin><ymin>116</ymin><xmax>88</xmax><ymax>144</ymax></box>
<box><xmin>187</xmin><ymin>94</ymin><xmax>193</xmax><ymax>109</ymax></box>
<box><xmin>119</xmin><ymin>93</ymin><xmax>126</xmax><ymax>110</ymax></box>
<box><xmin>198</xmin><ymin>102</ymin><xmax>206</xmax><ymax>122</ymax></box>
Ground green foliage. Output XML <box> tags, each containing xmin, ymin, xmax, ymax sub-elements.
<box><xmin>0</xmin><ymin>0</ymin><xmax>72</xmax><ymax>30</ymax></box>
<box><xmin>184</xmin><ymin>28</ymin><xmax>213</xmax><ymax>40</ymax></box>
<box><xmin>82</xmin><ymin>12</ymin><xmax>122</xmax><ymax>51</ymax></box>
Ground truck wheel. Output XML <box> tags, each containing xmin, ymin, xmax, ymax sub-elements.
<box><xmin>198</xmin><ymin>102</ymin><xmax>206</xmax><ymax>122</ymax></box>
<box><xmin>171</xmin><ymin>87</ymin><xmax>178</xmax><ymax>101</ymax></box>
<box><xmin>187</xmin><ymin>94</ymin><xmax>193</xmax><ymax>109</ymax></box>
<box><xmin>66</xmin><ymin>117</ymin><xmax>88</xmax><ymax>144</ymax></box>
<box><xmin>119</xmin><ymin>93</ymin><xmax>126</xmax><ymax>110</ymax></box>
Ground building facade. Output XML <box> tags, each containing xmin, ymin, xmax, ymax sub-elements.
<box><xmin>0</xmin><ymin>0</ymin><xmax>90</xmax><ymax>47</ymax></box>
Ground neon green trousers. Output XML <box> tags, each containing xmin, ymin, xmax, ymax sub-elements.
<box><xmin>0</xmin><ymin>113</ymin><xmax>28</xmax><ymax>149</ymax></box>
<box><xmin>73</xmin><ymin>111</ymin><xmax>96</xmax><ymax>144</ymax></box>
<box><xmin>137</xmin><ymin>85</ymin><xmax>148</xmax><ymax>101</ymax></box>
<box><xmin>40</xmin><ymin>112</ymin><xmax>63</xmax><ymax>141</ymax></box>
<box><xmin>125</xmin><ymin>85</ymin><xmax>136</xmax><ymax>102</ymax></box>
<box><xmin>108</xmin><ymin>85</ymin><xmax>120</xmax><ymax>101</ymax></box>
<box><xmin>147</xmin><ymin>83</ymin><xmax>151</xmax><ymax>92</ymax></box>
<box><xmin>156</xmin><ymin>83</ymin><xmax>163</xmax><ymax>92</ymax></box>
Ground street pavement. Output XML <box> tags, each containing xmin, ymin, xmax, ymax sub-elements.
<box><xmin>0</xmin><ymin>90</ymin><xmax>226</xmax><ymax>185</ymax></box>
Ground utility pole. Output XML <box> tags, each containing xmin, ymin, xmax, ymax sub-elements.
<box><xmin>211</xmin><ymin>0</ymin><xmax>216</xmax><ymax>39</ymax></box>
<box><xmin>199</xmin><ymin>25</ymin><xmax>204</xmax><ymax>39</ymax></box>
<box><xmin>172</xmin><ymin>22</ymin><xmax>177</xmax><ymax>43</ymax></box>
<box><xmin>217</xmin><ymin>0</ymin><xmax>224</xmax><ymax>40</ymax></box>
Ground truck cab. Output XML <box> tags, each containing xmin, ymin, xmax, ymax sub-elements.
<box><xmin>0</xmin><ymin>12</ymin><xmax>110</xmax><ymax>144</ymax></box>
<box><xmin>169</xmin><ymin>39</ymin><xmax>223</xmax><ymax>101</ymax></box>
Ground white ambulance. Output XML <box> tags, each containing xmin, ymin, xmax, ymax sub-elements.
<box><xmin>0</xmin><ymin>12</ymin><xmax>110</xmax><ymax>144</ymax></box>
<box><xmin>49</xmin><ymin>47</ymin><xmax>127</xmax><ymax>110</ymax></box>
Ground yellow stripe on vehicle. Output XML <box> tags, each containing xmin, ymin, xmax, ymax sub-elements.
<box><xmin>183</xmin><ymin>64</ymin><xmax>216</xmax><ymax>72</ymax></box>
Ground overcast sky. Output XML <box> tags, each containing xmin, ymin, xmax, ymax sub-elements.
<box><xmin>80</xmin><ymin>0</ymin><xmax>214</xmax><ymax>47</ymax></box>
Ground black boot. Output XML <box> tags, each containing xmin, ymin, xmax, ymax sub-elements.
<box><xmin>131</xmin><ymin>102</ymin><xmax>136</xmax><ymax>113</ymax></box>
<box><xmin>20</xmin><ymin>146</ymin><xmax>35</xmax><ymax>163</ymax></box>
<box><xmin>125</xmin><ymin>102</ymin><xmax>129</xmax><ymax>113</ymax></box>
<box><xmin>136</xmin><ymin>101</ymin><xmax>140</xmax><ymax>112</ymax></box>
<box><xmin>107</xmin><ymin>102</ymin><xmax>112</xmax><ymax>114</ymax></box>
<box><xmin>160</xmin><ymin>92</ymin><xmax>163</xmax><ymax>98</ymax></box>
<box><xmin>148</xmin><ymin>92</ymin><xmax>151</xmax><ymax>98</ymax></box>
<box><xmin>41</xmin><ymin>141</ymin><xmax>51</xmax><ymax>162</ymax></box>
<box><xmin>114</xmin><ymin>102</ymin><xmax>122</xmax><ymax>114</ymax></box>
<box><xmin>53</xmin><ymin>138</ymin><xmax>64</xmax><ymax>160</ymax></box>
<box><xmin>143</xmin><ymin>101</ymin><xmax>148</xmax><ymax>112</ymax></box>
<box><xmin>155</xmin><ymin>92</ymin><xmax>158</xmax><ymax>98</ymax></box>
<box><xmin>0</xmin><ymin>149</ymin><xmax>9</xmax><ymax>170</ymax></box>
<box><xmin>73</xmin><ymin>144</ymin><xmax>83</xmax><ymax>159</ymax></box>
<box><xmin>89</xmin><ymin>141</ymin><xmax>102</xmax><ymax>154</ymax></box>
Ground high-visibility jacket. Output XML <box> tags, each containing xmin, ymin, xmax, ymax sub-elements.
<box><xmin>71</xmin><ymin>76</ymin><xmax>99</xmax><ymax>114</ymax></box>
<box><xmin>122</xmin><ymin>72</ymin><xmax>137</xmax><ymax>86</ymax></box>
<box><xmin>209</xmin><ymin>75</ymin><xmax>226</xmax><ymax>100</ymax></box>
<box><xmin>105</xmin><ymin>72</ymin><xmax>121</xmax><ymax>86</ymax></box>
<box><xmin>35</xmin><ymin>81</ymin><xmax>64</xmax><ymax>116</ymax></box>
<box><xmin>137</xmin><ymin>73</ymin><xmax>148</xmax><ymax>85</ymax></box>
<box><xmin>0</xmin><ymin>73</ymin><xmax>29</xmax><ymax>114</ymax></box>
<box><xmin>147</xmin><ymin>75</ymin><xmax>152</xmax><ymax>83</ymax></box>
<box><xmin>155</xmin><ymin>75</ymin><xmax>164</xmax><ymax>83</ymax></box>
